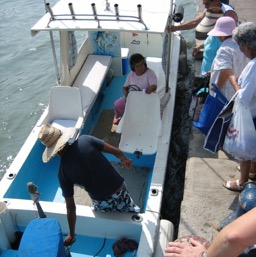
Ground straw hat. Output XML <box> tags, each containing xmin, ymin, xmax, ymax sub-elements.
<box><xmin>38</xmin><ymin>124</ymin><xmax>71</xmax><ymax>163</ymax></box>
<box><xmin>208</xmin><ymin>16</ymin><xmax>236</xmax><ymax>36</ymax></box>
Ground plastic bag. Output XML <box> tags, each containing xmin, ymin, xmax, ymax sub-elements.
<box><xmin>223</xmin><ymin>98</ymin><xmax>256</xmax><ymax>160</ymax></box>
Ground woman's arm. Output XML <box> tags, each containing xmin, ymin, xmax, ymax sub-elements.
<box><xmin>215</xmin><ymin>69</ymin><xmax>232</xmax><ymax>90</ymax></box>
<box><xmin>164</xmin><ymin>207</ymin><xmax>256</xmax><ymax>257</ymax></box>
<box><xmin>229</xmin><ymin>75</ymin><xmax>240</xmax><ymax>91</ymax></box>
<box><xmin>206</xmin><ymin>207</ymin><xmax>256</xmax><ymax>257</ymax></box>
<box><xmin>122</xmin><ymin>86</ymin><xmax>130</xmax><ymax>97</ymax></box>
<box><xmin>168</xmin><ymin>10</ymin><xmax>206</xmax><ymax>32</ymax></box>
<box><xmin>192</xmin><ymin>43</ymin><xmax>204</xmax><ymax>57</ymax></box>
<box><xmin>146</xmin><ymin>84</ymin><xmax>157</xmax><ymax>94</ymax></box>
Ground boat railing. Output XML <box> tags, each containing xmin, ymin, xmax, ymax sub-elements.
<box><xmin>45</xmin><ymin>2</ymin><xmax>149</xmax><ymax>30</ymax></box>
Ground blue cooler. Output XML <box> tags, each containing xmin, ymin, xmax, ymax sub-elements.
<box><xmin>17</xmin><ymin>218</ymin><xmax>66</xmax><ymax>257</ymax></box>
<box><xmin>121</xmin><ymin>48</ymin><xmax>130</xmax><ymax>75</ymax></box>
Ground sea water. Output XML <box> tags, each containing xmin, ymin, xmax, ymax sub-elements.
<box><xmin>0</xmin><ymin>0</ymin><xmax>197</xmax><ymax>180</ymax></box>
<box><xmin>0</xmin><ymin>0</ymin><xmax>58</xmax><ymax>177</ymax></box>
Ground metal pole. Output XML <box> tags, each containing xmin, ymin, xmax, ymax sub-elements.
<box><xmin>114</xmin><ymin>4</ymin><xmax>119</xmax><ymax>20</ymax></box>
<box><xmin>137</xmin><ymin>5</ymin><xmax>142</xmax><ymax>22</ymax></box>
<box><xmin>91</xmin><ymin>3</ymin><xmax>97</xmax><ymax>20</ymax></box>
<box><xmin>45</xmin><ymin>3</ymin><xmax>54</xmax><ymax>19</ymax></box>
<box><xmin>68</xmin><ymin>3</ymin><xmax>75</xmax><ymax>19</ymax></box>
<box><xmin>105</xmin><ymin>0</ymin><xmax>110</xmax><ymax>11</ymax></box>
<box><xmin>44</xmin><ymin>1</ymin><xmax>61</xmax><ymax>84</ymax></box>
<box><xmin>165</xmin><ymin>0</ymin><xmax>174</xmax><ymax>93</ymax></box>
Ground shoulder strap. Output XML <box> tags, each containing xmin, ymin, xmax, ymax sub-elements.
<box><xmin>212</xmin><ymin>83</ymin><xmax>228</xmax><ymax>105</ymax></box>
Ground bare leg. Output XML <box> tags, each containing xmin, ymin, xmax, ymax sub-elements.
<box><xmin>249</xmin><ymin>161</ymin><xmax>256</xmax><ymax>179</ymax></box>
<box><xmin>250</xmin><ymin>161</ymin><xmax>256</xmax><ymax>173</ymax></box>
<box><xmin>223</xmin><ymin>160</ymin><xmax>250</xmax><ymax>191</ymax></box>
<box><xmin>239</xmin><ymin>160</ymin><xmax>251</xmax><ymax>185</ymax></box>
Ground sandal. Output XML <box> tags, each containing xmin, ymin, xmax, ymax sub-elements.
<box><xmin>223</xmin><ymin>179</ymin><xmax>243</xmax><ymax>192</ymax></box>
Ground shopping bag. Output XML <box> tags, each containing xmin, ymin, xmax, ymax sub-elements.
<box><xmin>204</xmin><ymin>92</ymin><xmax>237</xmax><ymax>153</ymax></box>
<box><xmin>223</xmin><ymin>98</ymin><xmax>256</xmax><ymax>160</ymax></box>
<box><xmin>193</xmin><ymin>83</ymin><xmax>228</xmax><ymax>135</ymax></box>
<box><xmin>188</xmin><ymin>77</ymin><xmax>209</xmax><ymax>121</ymax></box>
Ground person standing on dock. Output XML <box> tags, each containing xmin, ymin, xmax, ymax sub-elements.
<box><xmin>168</xmin><ymin>0</ymin><xmax>238</xmax><ymax>77</ymax></box>
<box><xmin>38</xmin><ymin>124</ymin><xmax>140</xmax><ymax>246</ymax></box>
<box><xmin>168</xmin><ymin>0</ymin><xmax>238</xmax><ymax>36</ymax></box>
<box><xmin>223</xmin><ymin>22</ymin><xmax>256</xmax><ymax>192</ymax></box>
<box><xmin>208</xmin><ymin>16</ymin><xmax>249</xmax><ymax>100</ymax></box>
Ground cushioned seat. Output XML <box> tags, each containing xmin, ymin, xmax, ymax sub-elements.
<box><xmin>42</xmin><ymin>86</ymin><xmax>84</xmax><ymax>144</ymax></box>
<box><xmin>72</xmin><ymin>55</ymin><xmax>112</xmax><ymax>114</ymax></box>
<box><xmin>17</xmin><ymin>218</ymin><xmax>66</xmax><ymax>257</ymax></box>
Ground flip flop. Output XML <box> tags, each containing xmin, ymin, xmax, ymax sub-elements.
<box><xmin>223</xmin><ymin>179</ymin><xmax>243</xmax><ymax>192</ymax></box>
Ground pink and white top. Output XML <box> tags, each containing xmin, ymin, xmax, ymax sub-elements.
<box><xmin>124</xmin><ymin>68</ymin><xmax>157</xmax><ymax>91</ymax></box>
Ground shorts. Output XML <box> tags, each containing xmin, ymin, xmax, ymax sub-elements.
<box><xmin>91</xmin><ymin>183</ymin><xmax>140</xmax><ymax>213</ymax></box>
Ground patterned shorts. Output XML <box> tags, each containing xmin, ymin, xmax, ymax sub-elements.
<box><xmin>91</xmin><ymin>183</ymin><xmax>140</xmax><ymax>213</ymax></box>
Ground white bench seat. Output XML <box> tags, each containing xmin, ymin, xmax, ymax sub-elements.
<box><xmin>73</xmin><ymin>55</ymin><xmax>112</xmax><ymax>115</ymax></box>
<box><xmin>118</xmin><ymin>91</ymin><xmax>162</xmax><ymax>155</ymax></box>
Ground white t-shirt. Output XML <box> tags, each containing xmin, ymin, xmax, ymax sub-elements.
<box><xmin>210</xmin><ymin>38</ymin><xmax>249</xmax><ymax>100</ymax></box>
<box><xmin>238</xmin><ymin>58</ymin><xmax>256</xmax><ymax>118</ymax></box>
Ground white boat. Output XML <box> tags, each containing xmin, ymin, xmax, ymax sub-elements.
<box><xmin>0</xmin><ymin>0</ymin><xmax>184</xmax><ymax>256</ymax></box>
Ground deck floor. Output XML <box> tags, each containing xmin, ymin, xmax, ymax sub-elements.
<box><xmin>91</xmin><ymin>109</ymin><xmax>121</xmax><ymax>147</ymax></box>
<box><xmin>74</xmin><ymin>163</ymin><xmax>149</xmax><ymax>210</ymax></box>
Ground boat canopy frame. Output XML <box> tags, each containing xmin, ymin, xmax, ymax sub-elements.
<box><xmin>46</xmin><ymin>2</ymin><xmax>149</xmax><ymax>30</ymax></box>
<box><xmin>32</xmin><ymin>0</ymin><xmax>183</xmax><ymax>93</ymax></box>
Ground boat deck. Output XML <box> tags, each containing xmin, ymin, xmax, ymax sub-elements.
<box><xmin>3</xmin><ymin>68</ymin><xmax>154</xmax><ymax>214</ymax></box>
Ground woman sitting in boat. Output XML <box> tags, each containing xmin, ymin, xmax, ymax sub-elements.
<box><xmin>113</xmin><ymin>53</ymin><xmax>157</xmax><ymax>125</ymax></box>
<box><xmin>38</xmin><ymin>124</ymin><xmax>140</xmax><ymax>246</ymax></box>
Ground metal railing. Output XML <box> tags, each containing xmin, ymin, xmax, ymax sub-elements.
<box><xmin>45</xmin><ymin>2</ymin><xmax>149</xmax><ymax>30</ymax></box>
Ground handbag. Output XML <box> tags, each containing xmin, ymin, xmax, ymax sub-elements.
<box><xmin>223</xmin><ymin>97</ymin><xmax>256</xmax><ymax>160</ymax></box>
<box><xmin>188</xmin><ymin>77</ymin><xmax>209</xmax><ymax>121</ymax></box>
<box><xmin>193</xmin><ymin>83</ymin><xmax>228</xmax><ymax>135</ymax></box>
<box><xmin>204</xmin><ymin>92</ymin><xmax>238</xmax><ymax>154</ymax></box>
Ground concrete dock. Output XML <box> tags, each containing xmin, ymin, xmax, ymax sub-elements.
<box><xmin>178</xmin><ymin>0</ymin><xmax>256</xmax><ymax>242</ymax></box>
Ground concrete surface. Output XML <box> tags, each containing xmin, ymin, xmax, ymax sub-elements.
<box><xmin>178</xmin><ymin>127</ymin><xmax>240</xmax><ymax>241</ymax></box>
<box><xmin>178</xmin><ymin>0</ymin><xmax>256</xmax><ymax>241</ymax></box>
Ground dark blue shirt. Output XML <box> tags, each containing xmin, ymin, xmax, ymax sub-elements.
<box><xmin>58</xmin><ymin>135</ymin><xmax>124</xmax><ymax>200</ymax></box>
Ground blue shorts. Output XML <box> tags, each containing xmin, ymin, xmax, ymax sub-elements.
<box><xmin>91</xmin><ymin>183</ymin><xmax>140</xmax><ymax>213</ymax></box>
